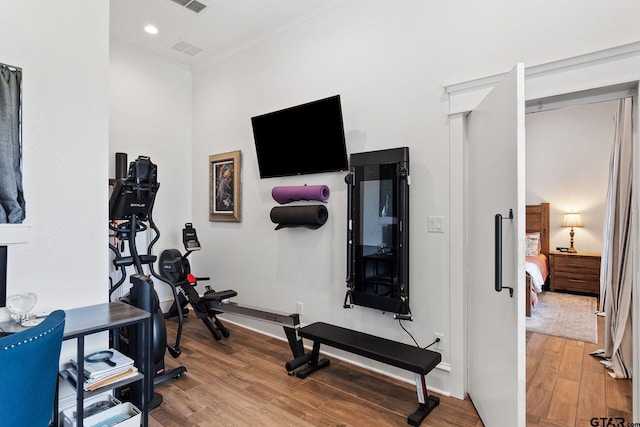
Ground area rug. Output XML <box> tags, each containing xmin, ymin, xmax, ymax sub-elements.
<box><xmin>526</xmin><ymin>291</ymin><xmax>598</xmax><ymax>343</ymax></box>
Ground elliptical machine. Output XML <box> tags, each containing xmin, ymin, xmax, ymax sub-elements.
<box><xmin>108</xmin><ymin>155</ymin><xmax>187</xmax><ymax>410</ymax></box>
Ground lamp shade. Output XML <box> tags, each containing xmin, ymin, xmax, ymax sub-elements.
<box><xmin>562</xmin><ymin>212</ymin><xmax>584</xmax><ymax>227</ymax></box>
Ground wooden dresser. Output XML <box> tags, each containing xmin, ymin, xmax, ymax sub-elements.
<box><xmin>549</xmin><ymin>251</ymin><xmax>601</xmax><ymax>295</ymax></box>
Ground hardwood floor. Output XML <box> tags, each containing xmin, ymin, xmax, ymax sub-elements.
<box><xmin>526</xmin><ymin>314</ymin><xmax>633</xmax><ymax>426</ymax></box>
<box><xmin>153</xmin><ymin>316</ymin><xmax>482</xmax><ymax>426</ymax></box>
<box><xmin>152</xmin><ymin>312</ymin><xmax>632</xmax><ymax>426</ymax></box>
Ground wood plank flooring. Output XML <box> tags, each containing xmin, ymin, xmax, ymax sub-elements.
<box><xmin>526</xmin><ymin>314</ymin><xmax>633</xmax><ymax>426</ymax></box>
<box><xmin>152</xmin><ymin>313</ymin><xmax>632</xmax><ymax>426</ymax></box>
<box><xmin>153</xmin><ymin>316</ymin><xmax>482</xmax><ymax>426</ymax></box>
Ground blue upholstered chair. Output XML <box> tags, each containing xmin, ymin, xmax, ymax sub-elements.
<box><xmin>0</xmin><ymin>310</ymin><xmax>66</xmax><ymax>426</ymax></box>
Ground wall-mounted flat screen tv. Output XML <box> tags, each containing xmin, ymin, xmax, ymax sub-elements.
<box><xmin>251</xmin><ymin>95</ymin><xmax>348</xmax><ymax>179</ymax></box>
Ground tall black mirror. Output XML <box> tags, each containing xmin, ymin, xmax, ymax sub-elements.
<box><xmin>345</xmin><ymin>147</ymin><xmax>410</xmax><ymax>316</ymax></box>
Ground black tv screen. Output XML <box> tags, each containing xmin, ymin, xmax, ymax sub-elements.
<box><xmin>251</xmin><ymin>95</ymin><xmax>348</xmax><ymax>179</ymax></box>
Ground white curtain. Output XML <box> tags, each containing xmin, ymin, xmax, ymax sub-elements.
<box><xmin>595</xmin><ymin>97</ymin><xmax>633</xmax><ymax>379</ymax></box>
<box><xmin>0</xmin><ymin>64</ymin><xmax>24</xmax><ymax>223</ymax></box>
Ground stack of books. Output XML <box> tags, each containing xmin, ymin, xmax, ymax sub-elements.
<box><xmin>65</xmin><ymin>348</ymin><xmax>138</xmax><ymax>392</ymax></box>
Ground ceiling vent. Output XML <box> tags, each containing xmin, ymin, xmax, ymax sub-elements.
<box><xmin>169</xmin><ymin>0</ymin><xmax>207</xmax><ymax>14</ymax></box>
<box><xmin>171</xmin><ymin>40</ymin><xmax>204</xmax><ymax>56</ymax></box>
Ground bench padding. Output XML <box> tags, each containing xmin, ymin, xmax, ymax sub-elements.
<box><xmin>297</xmin><ymin>322</ymin><xmax>441</xmax><ymax>374</ymax></box>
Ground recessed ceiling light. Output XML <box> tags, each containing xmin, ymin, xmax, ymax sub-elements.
<box><xmin>144</xmin><ymin>25</ymin><xmax>159</xmax><ymax>35</ymax></box>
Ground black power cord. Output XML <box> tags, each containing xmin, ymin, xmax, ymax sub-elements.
<box><xmin>397</xmin><ymin>309</ymin><xmax>441</xmax><ymax>350</ymax></box>
<box><xmin>424</xmin><ymin>337</ymin><xmax>441</xmax><ymax>350</ymax></box>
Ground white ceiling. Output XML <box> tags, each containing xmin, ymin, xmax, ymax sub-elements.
<box><xmin>109</xmin><ymin>0</ymin><xmax>344</xmax><ymax>71</ymax></box>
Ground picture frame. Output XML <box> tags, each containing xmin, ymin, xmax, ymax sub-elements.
<box><xmin>209</xmin><ymin>150</ymin><xmax>241</xmax><ymax>222</ymax></box>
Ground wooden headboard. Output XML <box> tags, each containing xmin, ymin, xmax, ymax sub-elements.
<box><xmin>526</xmin><ymin>202</ymin><xmax>550</xmax><ymax>257</ymax></box>
<box><xmin>525</xmin><ymin>202</ymin><xmax>550</xmax><ymax>316</ymax></box>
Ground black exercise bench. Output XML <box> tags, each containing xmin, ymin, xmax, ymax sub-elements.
<box><xmin>285</xmin><ymin>322</ymin><xmax>441</xmax><ymax>426</ymax></box>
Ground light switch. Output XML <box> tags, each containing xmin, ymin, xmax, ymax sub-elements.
<box><xmin>428</xmin><ymin>216</ymin><xmax>444</xmax><ymax>233</ymax></box>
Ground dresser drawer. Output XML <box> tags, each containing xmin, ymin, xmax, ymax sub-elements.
<box><xmin>553</xmin><ymin>255</ymin><xmax>600</xmax><ymax>275</ymax></box>
<box><xmin>553</xmin><ymin>272</ymin><xmax>600</xmax><ymax>294</ymax></box>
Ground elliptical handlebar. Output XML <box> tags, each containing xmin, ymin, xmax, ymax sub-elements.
<box><xmin>108</xmin><ymin>243</ymin><xmax>127</xmax><ymax>298</ymax></box>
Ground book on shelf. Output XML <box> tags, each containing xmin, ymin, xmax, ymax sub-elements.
<box><xmin>65</xmin><ymin>347</ymin><xmax>138</xmax><ymax>391</ymax></box>
<box><xmin>64</xmin><ymin>365</ymin><xmax>139</xmax><ymax>392</ymax></box>
<box><xmin>70</xmin><ymin>348</ymin><xmax>134</xmax><ymax>381</ymax></box>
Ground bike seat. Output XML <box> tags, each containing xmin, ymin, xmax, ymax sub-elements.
<box><xmin>201</xmin><ymin>289</ymin><xmax>238</xmax><ymax>302</ymax></box>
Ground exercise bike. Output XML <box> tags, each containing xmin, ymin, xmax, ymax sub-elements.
<box><xmin>108</xmin><ymin>155</ymin><xmax>187</xmax><ymax>410</ymax></box>
<box><xmin>159</xmin><ymin>223</ymin><xmax>238</xmax><ymax>341</ymax></box>
<box><xmin>158</xmin><ymin>223</ymin><xmax>311</xmax><ymax>374</ymax></box>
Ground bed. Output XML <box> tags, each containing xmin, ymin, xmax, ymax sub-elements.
<box><xmin>525</xmin><ymin>203</ymin><xmax>550</xmax><ymax>316</ymax></box>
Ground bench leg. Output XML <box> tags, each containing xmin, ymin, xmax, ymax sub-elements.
<box><xmin>292</xmin><ymin>341</ymin><xmax>330</xmax><ymax>379</ymax></box>
<box><xmin>407</xmin><ymin>373</ymin><xmax>440</xmax><ymax>426</ymax></box>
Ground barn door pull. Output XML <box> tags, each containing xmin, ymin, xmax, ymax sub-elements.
<box><xmin>495</xmin><ymin>209</ymin><xmax>514</xmax><ymax>297</ymax></box>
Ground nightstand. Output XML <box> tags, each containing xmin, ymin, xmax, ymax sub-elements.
<box><xmin>549</xmin><ymin>251</ymin><xmax>601</xmax><ymax>295</ymax></box>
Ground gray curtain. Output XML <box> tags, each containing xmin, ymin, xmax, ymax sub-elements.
<box><xmin>0</xmin><ymin>65</ymin><xmax>25</xmax><ymax>223</ymax></box>
<box><xmin>593</xmin><ymin>97</ymin><xmax>633</xmax><ymax>379</ymax></box>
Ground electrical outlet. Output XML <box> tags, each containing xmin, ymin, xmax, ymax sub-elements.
<box><xmin>296</xmin><ymin>302</ymin><xmax>303</xmax><ymax>315</ymax></box>
<box><xmin>434</xmin><ymin>332</ymin><xmax>445</xmax><ymax>351</ymax></box>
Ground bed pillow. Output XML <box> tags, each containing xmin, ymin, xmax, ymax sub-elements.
<box><xmin>526</xmin><ymin>232</ymin><xmax>541</xmax><ymax>256</ymax></box>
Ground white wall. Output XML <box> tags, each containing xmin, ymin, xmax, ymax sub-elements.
<box><xmin>0</xmin><ymin>1</ymin><xmax>109</xmax><ymax>310</ymax></box>
<box><xmin>109</xmin><ymin>48</ymin><xmax>192</xmax><ymax>304</ymax></box>
<box><xmin>186</xmin><ymin>0</ymin><xmax>640</xmax><ymax>396</ymax></box>
<box><xmin>526</xmin><ymin>100</ymin><xmax>617</xmax><ymax>254</ymax></box>
<box><xmin>0</xmin><ymin>0</ymin><xmax>109</xmax><ymax>376</ymax></box>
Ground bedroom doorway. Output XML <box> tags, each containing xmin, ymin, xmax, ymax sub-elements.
<box><xmin>447</xmin><ymin>43</ymin><xmax>640</xmax><ymax>426</ymax></box>
<box><xmin>524</xmin><ymin>94</ymin><xmax>635</xmax><ymax>424</ymax></box>
<box><xmin>525</xmin><ymin>97</ymin><xmax>618</xmax><ymax>338</ymax></box>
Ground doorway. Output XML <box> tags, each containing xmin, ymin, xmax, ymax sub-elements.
<box><xmin>525</xmin><ymin>97</ymin><xmax>633</xmax><ymax>425</ymax></box>
<box><xmin>446</xmin><ymin>43</ymin><xmax>640</xmax><ymax>426</ymax></box>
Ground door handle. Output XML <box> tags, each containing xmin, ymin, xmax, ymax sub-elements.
<box><xmin>495</xmin><ymin>209</ymin><xmax>514</xmax><ymax>297</ymax></box>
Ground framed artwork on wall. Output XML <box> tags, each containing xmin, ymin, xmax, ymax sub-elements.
<box><xmin>209</xmin><ymin>150</ymin><xmax>241</xmax><ymax>222</ymax></box>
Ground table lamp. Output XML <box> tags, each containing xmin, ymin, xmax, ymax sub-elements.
<box><xmin>562</xmin><ymin>212</ymin><xmax>584</xmax><ymax>253</ymax></box>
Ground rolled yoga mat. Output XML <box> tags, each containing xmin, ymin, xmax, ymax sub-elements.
<box><xmin>271</xmin><ymin>185</ymin><xmax>330</xmax><ymax>204</ymax></box>
<box><xmin>270</xmin><ymin>205</ymin><xmax>329</xmax><ymax>230</ymax></box>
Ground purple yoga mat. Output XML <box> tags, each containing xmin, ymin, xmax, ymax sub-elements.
<box><xmin>272</xmin><ymin>185</ymin><xmax>330</xmax><ymax>204</ymax></box>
